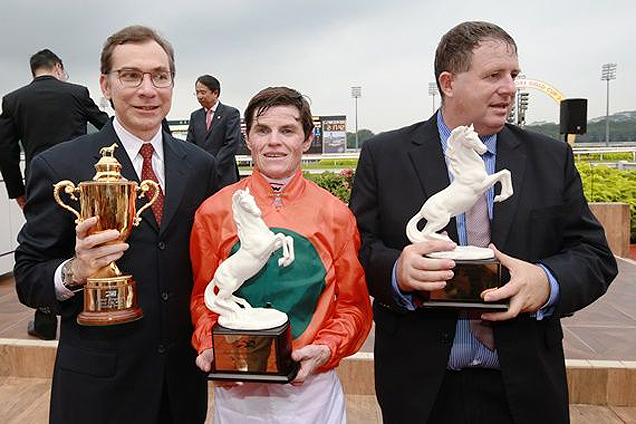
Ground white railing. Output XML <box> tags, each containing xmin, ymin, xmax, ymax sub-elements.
<box><xmin>236</xmin><ymin>153</ymin><xmax>359</xmax><ymax>167</ymax></box>
<box><xmin>571</xmin><ymin>146</ymin><xmax>636</xmax><ymax>161</ymax></box>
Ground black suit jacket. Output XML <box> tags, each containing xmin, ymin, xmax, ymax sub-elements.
<box><xmin>0</xmin><ymin>75</ymin><xmax>109</xmax><ymax>198</ymax></box>
<box><xmin>14</xmin><ymin>121</ymin><xmax>218</xmax><ymax>424</ymax></box>
<box><xmin>349</xmin><ymin>114</ymin><xmax>617</xmax><ymax>424</ymax></box>
<box><xmin>186</xmin><ymin>102</ymin><xmax>241</xmax><ymax>188</ymax></box>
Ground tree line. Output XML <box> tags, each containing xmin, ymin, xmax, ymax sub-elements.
<box><xmin>526</xmin><ymin>111</ymin><xmax>636</xmax><ymax>143</ymax></box>
<box><xmin>347</xmin><ymin>110</ymin><xmax>636</xmax><ymax>147</ymax></box>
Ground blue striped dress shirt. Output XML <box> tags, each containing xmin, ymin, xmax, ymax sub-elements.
<box><xmin>436</xmin><ymin>111</ymin><xmax>501</xmax><ymax>370</ymax></box>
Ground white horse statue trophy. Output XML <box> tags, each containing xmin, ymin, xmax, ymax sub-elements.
<box><xmin>204</xmin><ymin>188</ymin><xmax>295</xmax><ymax>329</ymax></box>
<box><xmin>406</xmin><ymin>125</ymin><xmax>513</xmax><ymax>260</ymax></box>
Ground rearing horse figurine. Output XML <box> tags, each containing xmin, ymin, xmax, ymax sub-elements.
<box><xmin>204</xmin><ymin>188</ymin><xmax>294</xmax><ymax>329</ymax></box>
<box><xmin>406</xmin><ymin>125</ymin><xmax>513</xmax><ymax>244</ymax></box>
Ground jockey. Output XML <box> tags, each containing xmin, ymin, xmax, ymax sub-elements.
<box><xmin>190</xmin><ymin>87</ymin><xmax>373</xmax><ymax>424</ymax></box>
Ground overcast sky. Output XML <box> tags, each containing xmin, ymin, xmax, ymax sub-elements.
<box><xmin>1</xmin><ymin>0</ymin><xmax>634</xmax><ymax>134</ymax></box>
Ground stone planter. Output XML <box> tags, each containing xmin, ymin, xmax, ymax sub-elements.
<box><xmin>588</xmin><ymin>203</ymin><xmax>631</xmax><ymax>258</ymax></box>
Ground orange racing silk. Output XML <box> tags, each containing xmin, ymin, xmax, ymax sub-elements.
<box><xmin>190</xmin><ymin>168</ymin><xmax>372</xmax><ymax>371</ymax></box>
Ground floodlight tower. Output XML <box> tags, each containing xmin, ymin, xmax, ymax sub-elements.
<box><xmin>428</xmin><ymin>82</ymin><xmax>439</xmax><ymax>113</ymax></box>
<box><xmin>351</xmin><ymin>86</ymin><xmax>362</xmax><ymax>150</ymax></box>
<box><xmin>507</xmin><ymin>99</ymin><xmax>516</xmax><ymax>125</ymax></box>
<box><xmin>600</xmin><ymin>63</ymin><xmax>617</xmax><ymax>146</ymax></box>
<box><xmin>517</xmin><ymin>92</ymin><xmax>529</xmax><ymax>127</ymax></box>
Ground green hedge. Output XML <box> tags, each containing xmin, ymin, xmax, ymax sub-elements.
<box><xmin>306</xmin><ymin>165</ymin><xmax>636</xmax><ymax>242</ymax></box>
<box><xmin>577</xmin><ymin>164</ymin><xmax>636</xmax><ymax>242</ymax></box>
<box><xmin>304</xmin><ymin>169</ymin><xmax>354</xmax><ymax>203</ymax></box>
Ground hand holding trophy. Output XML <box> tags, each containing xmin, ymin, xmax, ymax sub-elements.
<box><xmin>204</xmin><ymin>188</ymin><xmax>299</xmax><ymax>383</ymax></box>
<box><xmin>405</xmin><ymin>125</ymin><xmax>513</xmax><ymax>309</ymax></box>
<box><xmin>53</xmin><ymin>143</ymin><xmax>159</xmax><ymax>325</ymax></box>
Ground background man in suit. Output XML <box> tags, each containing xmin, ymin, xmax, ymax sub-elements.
<box><xmin>0</xmin><ymin>48</ymin><xmax>108</xmax><ymax>340</ymax></box>
<box><xmin>14</xmin><ymin>25</ymin><xmax>217</xmax><ymax>423</ymax></box>
<box><xmin>349</xmin><ymin>21</ymin><xmax>617</xmax><ymax>424</ymax></box>
<box><xmin>186</xmin><ymin>75</ymin><xmax>241</xmax><ymax>187</ymax></box>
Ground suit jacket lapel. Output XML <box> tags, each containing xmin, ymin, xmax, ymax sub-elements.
<box><xmin>192</xmin><ymin>108</ymin><xmax>201</xmax><ymax>131</ymax></box>
<box><xmin>190</xmin><ymin>108</ymin><xmax>205</xmax><ymax>143</ymax></box>
<box><xmin>491</xmin><ymin>126</ymin><xmax>526</xmax><ymax>248</ymax></box>
<box><xmin>160</xmin><ymin>132</ymin><xmax>189</xmax><ymax>234</ymax></box>
<box><xmin>406</xmin><ymin>115</ymin><xmax>459</xmax><ymax>242</ymax></box>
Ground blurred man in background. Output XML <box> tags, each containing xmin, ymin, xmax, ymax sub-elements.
<box><xmin>186</xmin><ymin>74</ymin><xmax>241</xmax><ymax>187</ymax></box>
<box><xmin>0</xmin><ymin>48</ymin><xmax>108</xmax><ymax>340</ymax></box>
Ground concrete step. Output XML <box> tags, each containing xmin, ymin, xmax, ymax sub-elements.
<box><xmin>2</xmin><ymin>338</ymin><xmax>634</xmax><ymax>407</ymax></box>
<box><xmin>3</xmin><ymin>375</ymin><xmax>635</xmax><ymax>424</ymax></box>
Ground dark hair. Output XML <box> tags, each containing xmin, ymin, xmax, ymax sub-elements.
<box><xmin>29</xmin><ymin>49</ymin><xmax>63</xmax><ymax>76</ymax></box>
<box><xmin>244</xmin><ymin>87</ymin><xmax>314</xmax><ymax>139</ymax></box>
<box><xmin>196</xmin><ymin>75</ymin><xmax>220</xmax><ymax>96</ymax></box>
<box><xmin>434</xmin><ymin>21</ymin><xmax>517</xmax><ymax>98</ymax></box>
<box><xmin>100</xmin><ymin>25</ymin><xmax>175</xmax><ymax>75</ymax></box>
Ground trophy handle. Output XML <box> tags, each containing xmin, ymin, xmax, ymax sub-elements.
<box><xmin>53</xmin><ymin>180</ymin><xmax>81</xmax><ymax>223</ymax></box>
<box><xmin>134</xmin><ymin>180</ymin><xmax>160</xmax><ymax>226</ymax></box>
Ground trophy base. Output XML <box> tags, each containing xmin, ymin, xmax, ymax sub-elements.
<box><xmin>420</xmin><ymin>258</ymin><xmax>508</xmax><ymax>311</ymax></box>
<box><xmin>209</xmin><ymin>321</ymin><xmax>299</xmax><ymax>384</ymax></box>
<box><xmin>78</xmin><ymin>274</ymin><xmax>144</xmax><ymax>326</ymax></box>
<box><xmin>77</xmin><ymin>306</ymin><xmax>144</xmax><ymax>326</ymax></box>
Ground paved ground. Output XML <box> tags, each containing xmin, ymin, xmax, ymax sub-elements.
<box><xmin>2</xmin><ymin>377</ymin><xmax>635</xmax><ymax>424</ymax></box>
<box><xmin>562</xmin><ymin>257</ymin><xmax>636</xmax><ymax>361</ymax></box>
<box><xmin>1</xmin><ymin>257</ymin><xmax>635</xmax><ymax>361</ymax></box>
<box><xmin>355</xmin><ymin>256</ymin><xmax>636</xmax><ymax>360</ymax></box>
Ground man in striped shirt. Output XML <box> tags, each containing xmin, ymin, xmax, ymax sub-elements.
<box><xmin>350</xmin><ymin>21</ymin><xmax>617</xmax><ymax>424</ymax></box>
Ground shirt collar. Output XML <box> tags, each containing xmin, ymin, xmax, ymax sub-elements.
<box><xmin>263</xmin><ymin>174</ymin><xmax>293</xmax><ymax>190</ymax></box>
<box><xmin>436</xmin><ymin>110</ymin><xmax>497</xmax><ymax>156</ymax></box>
<box><xmin>248</xmin><ymin>168</ymin><xmax>306</xmax><ymax>204</ymax></box>
<box><xmin>113</xmin><ymin>117</ymin><xmax>164</xmax><ymax>162</ymax></box>
<box><xmin>206</xmin><ymin>100</ymin><xmax>219</xmax><ymax>114</ymax></box>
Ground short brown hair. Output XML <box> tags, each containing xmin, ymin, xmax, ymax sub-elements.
<box><xmin>244</xmin><ymin>87</ymin><xmax>314</xmax><ymax>139</ymax></box>
<box><xmin>100</xmin><ymin>25</ymin><xmax>175</xmax><ymax>75</ymax></box>
<box><xmin>434</xmin><ymin>21</ymin><xmax>517</xmax><ymax>99</ymax></box>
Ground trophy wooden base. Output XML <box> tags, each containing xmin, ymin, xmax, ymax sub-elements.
<box><xmin>77</xmin><ymin>275</ymin><xmax>144</xmax><ymax>326</ymax></box>
<box><xmin>421</xmin><ymin>259</ymin><xmax>508</xmax><ymax>311</ymax></box>
<box><xmin>209</xmin><ymin>321</ymin><xmax>299</xmax><ymax>383</ymax></box>
<box><xmin>77</xmin><ymin>307</ymin><xmax>144</xmax><ymax>326</ymax></box>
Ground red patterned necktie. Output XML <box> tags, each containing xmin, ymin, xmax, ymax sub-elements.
<box><xmin>205</xmin><ymin>108</ymin><xmax>213</xmax><ymax>131</ymax></box>
<box><xmin>465</xmin><ymin>155</ymin><xmax>495</xmax><ymax>351</ymax></box>
<box><xmin>139</xmin><ymin>143</ymin><xmax>164</xmax><ymax>225</ymax></box>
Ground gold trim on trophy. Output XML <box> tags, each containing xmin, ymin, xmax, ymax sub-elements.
<box><xmin>53</xmin><ymin>143</ymin><xmax>159</xmax><ymax>326</ymax></box>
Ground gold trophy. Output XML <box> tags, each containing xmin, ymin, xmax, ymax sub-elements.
<box><xmin>53</xmin><ymin>143</ymin><xmax>159</xmax><ymax>326</ymax></box>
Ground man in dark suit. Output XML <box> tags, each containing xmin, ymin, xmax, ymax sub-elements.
<box><xmin>349</xmin><ymin>21</ymin><xmax>617</xmax><ymax>424</ymax></box>
<box><xmin>0</xmin><ymin>48</ymin><xmax>109</xmax><ymax>340</ymax></box>
<box><xmin>14</xmin><ymin>26</ymin><xmax>217</xmax><ymax>424</ymax></box>
<box><xmin>186</xmin><ymin>74</ymin><xmax>241</xmax><ymax>187</ymax></box>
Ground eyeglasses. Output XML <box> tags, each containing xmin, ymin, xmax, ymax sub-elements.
<box><xmin>108</xmin><ymin>68</ymin><xmax>173</xmax><ymax>88</ymax></box>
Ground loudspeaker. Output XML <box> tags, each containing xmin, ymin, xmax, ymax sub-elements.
<box><xmin>560</xmin><ymin>98</ymin><xmax>587</xmax><ymax>134</ymax></box>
